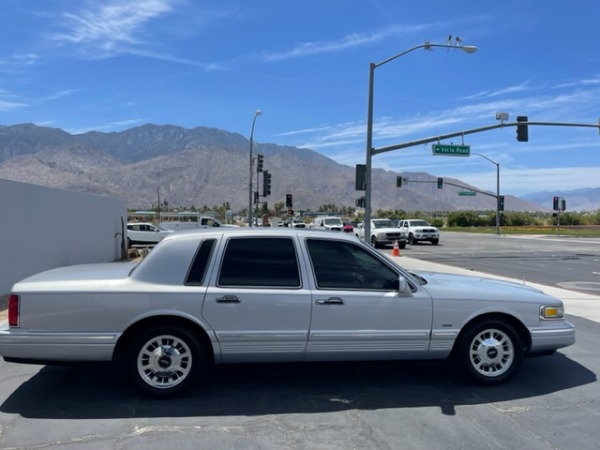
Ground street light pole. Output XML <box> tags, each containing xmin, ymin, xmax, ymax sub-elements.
<box><xmin>473</xmin><ymin>153</ymin><xmax>500</xmax><ymax>235</ymax></box>
<box><xmin>248</xmin><ymin>110</ymin><xmax>262</xmax><ymax>227</ymax></box>
<box><xmin>364</xmin><ymin>41</ymin><xmax>478</xmax><ymax>240</ymax></box>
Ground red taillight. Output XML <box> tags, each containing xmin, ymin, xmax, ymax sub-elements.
<box><xmin>8</xmin><ymin>294</ymin><xmax>19</xmax><ymax>327</ymax></box>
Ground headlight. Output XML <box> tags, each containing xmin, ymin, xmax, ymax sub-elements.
<box><xmin>540</xmin><ymin>305</ymin><xmax>564</xmax><ymax>320</ymax></box>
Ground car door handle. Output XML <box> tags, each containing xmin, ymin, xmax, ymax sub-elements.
<box><xmin>315</xmin><ymin>297</ymin><xmax>345</xmax><ymax>305</ymax></box>
<box><xmin>216</xmin><ymin>295</ymin><xmax>241</xmax><ymax>303</ymax></box>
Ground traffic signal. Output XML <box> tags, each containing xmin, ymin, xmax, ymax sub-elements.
<box><xmin>256</xmin><ymin>154</ymin><xmax>264</xmax><ymax>172</ymax></box>
<box><xmin>355</xmin><ymin>164</ymin><xmax>366</xmax><ymax>191</ymax></box>
<box><xmin>553</xmin><ymin>196</ymin><xmax>559</xmax><ymax>211</ymax></box>
<box><xmin>437</xmin><ymin>177</ymin><xmax>443</xmax><ymax>189</ymax></box>
<box><xmin>286</xmin><ymin>193</ymin><xmax>293</xmax><ymax>208</ymax></box>
<box><xmin>396</xmin><ymin>176</ymin><xmax>402</xmax><ymax>188</ymax></box>
<box><xmin>355</xmin><ymin>196</ymin><xmax>366</xmax><ymax>208</ymax></box>
<box><xmin>498</xmin><ymin>195</ymin><xmax>505</xmax><ymax>211</ymax></box>
<box><xmin>560</xmin><ymin>198</ymin><xmax>566</xmax><ymax>211</ymax></box>
<box><xmin>516</xmin><ymin>116</ymin><xmax>528</xmax><ymax>142</ymax></box>
<box><xmin>262</xmin><ymin>171</ymin><xmax>271</xmax><ymax>196</ymax></box>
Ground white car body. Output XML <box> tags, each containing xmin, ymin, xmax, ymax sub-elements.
<box><xmin>126</xmin><ymin>222</ymin><xmax>173</xmax><ymax>246</ymax></box>
<box><xmin>355</xmin><ymin>219</ymin><xmax>407</xmax><ymax>248</ymax></box>
<box><xmin>398</xmin><ymin>219</ymin><xmax>440</xmax><ymax>245</ymax></box>
<box><xmin>0</xmin><ymin>228</ymin><xmax>575</xmax><ymax>397</ymax></box>
<box><xmin>309</xmin><ymin>216</ymin><xmax>343</xmax><ymax>231</ymax></box>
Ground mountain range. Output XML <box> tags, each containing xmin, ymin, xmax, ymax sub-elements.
<box><xmin>0</xmin><ymin>123</ymin><xmax>596</xmax><ymax>213</ymax></box>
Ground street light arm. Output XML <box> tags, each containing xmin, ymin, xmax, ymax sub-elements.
<box><xmin>374</xmin><ymin>42</ymin><xmax>478</xmax><ymax>68</ymax></box>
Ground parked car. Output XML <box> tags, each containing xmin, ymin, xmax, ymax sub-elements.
<box><xmin>398</xmin><ymin>219</ymin><xmax>440</xmax><ymax>245</ymax></box>
<box><xmin>309</xmin><ymin>216</ymin><xmax>343</xmax><ymax>231</ymax></box>
<box><xmin>343</xmin><ymin>222</ymin><xmax>354</xmax><ymax>233</ymax></box>
<box><xmin>291</xmin><ymin>218</ymin><xmax>306</xmax><ymax>228</ymax></box>
<box><xmin>0</xmin><ymin>228</ymin><xmax>575</xmax><ymax>397</ymax></box>
<box><xmin>355</xmin><ymin>218</ymin><xmax>407</xmax><ymax>248</ymax></box>
<box><xmin>126</xmin><ymin>222</ymin><xmax>174</xmax><ymax>247</ymax></box>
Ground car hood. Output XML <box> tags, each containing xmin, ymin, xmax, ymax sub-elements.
<box><xmin>13</xmin><ymin>261</ymin><xmax>139</xmax><ymax>291</ymax></box>
<box><xmin>373</xmin><ymin>227</ymin><xmax>405</xmax><ymax>234</ymax></box>
<box><xmin>411</xmin><ymin>270</ymin><xmax>553</xmax><ymax>301</ymax></box>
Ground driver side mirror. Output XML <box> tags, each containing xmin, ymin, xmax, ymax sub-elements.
<box><xmin>398</xmin><ymin>276</ymin><xmax>409</xmax><ymax>294</ymax></box>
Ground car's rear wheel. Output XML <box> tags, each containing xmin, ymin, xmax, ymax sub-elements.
<box><xmin>127</xmin><ymin>326</ymin><xmax>206</xmax><ymax>397</ymax></box>
<box><xmin>457</xmin><ymin>320</ymin><xmax>523</xmax><ymax>385</ymax></box>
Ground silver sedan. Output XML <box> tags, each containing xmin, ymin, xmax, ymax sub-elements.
<box><xmin>0</xmin><ymin>228</ymin><xmax>575</xmax><ymax>397</ymax></box>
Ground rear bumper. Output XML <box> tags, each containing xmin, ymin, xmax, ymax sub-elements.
<box><xmin>0</xmin><ymin>328</ymin><xmax>118</xmax><ymax>363</ymax></box>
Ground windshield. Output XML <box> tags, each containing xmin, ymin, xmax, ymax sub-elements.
<box><xmin>372</xmin><ymin>219</ymin><xmax>393</xmax><ymax>228</ymax></box>
<box><xmin>324</xmin><ymin>218</ymin><xmax>342</xmax><ymax>225</ymax></box>
<box><xmin>411</xmin><ymin>220</ymin><xmax>430</xmax><ymax>227</ymax></box>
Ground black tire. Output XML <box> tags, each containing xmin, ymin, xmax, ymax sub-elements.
<box><xmin>399</xmin><ymin>242</ymin><xmax>406</xmax><ymax>249</ymax></box>
<box><xmin>370</xmin><ymin>236</ymin><xmax>379</xmax><ymax>248</ymax></box>
<box><xmin>431</xmin><ymin>239</ymin><xmax>439</xmax><ymax>245</ymax></box>
<box><xmin>408</xmin><ymin>234</ymin><xmax>415</xmax><ymax>245</ymax></box>
<box><xmin>457</xmin><ymin>320</ymin><xmax>523</xmax><ymax>385</ymax></box>
<box><xmin>127</xmin><ymin>326</ymin><xmax>206</xmax><ymax>397</ymax></box>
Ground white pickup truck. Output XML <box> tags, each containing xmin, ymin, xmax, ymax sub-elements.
<box><xmin>355</xmin><ymin>219</ymin><xmax>407</xmax><ymax>249</ymax></box>
<box><xmin>398</xmin><ymin>219</ymin><xmax>440</xmax><ymax>245</ymax></box>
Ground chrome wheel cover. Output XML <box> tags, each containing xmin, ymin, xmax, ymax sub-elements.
<box><xmin>468</xmin><ymin>328</ymin><xmax>514</xmax><ymax>378</ymax></box>
<box><xmin>137</xmin><ymin>334</ymin><xmax>193</xmax><ymax>389</ymax></box>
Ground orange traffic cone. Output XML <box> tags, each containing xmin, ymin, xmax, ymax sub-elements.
<box><xmin>392</xmin><ymin>239</ymin><xmax>400</xmax><ymax>257</ymax></box>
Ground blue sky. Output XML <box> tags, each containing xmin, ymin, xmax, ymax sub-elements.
<box><xmin>1</xmin><ymin>0</ymin><xmax>599</xmax><ymax>197</ymax></box>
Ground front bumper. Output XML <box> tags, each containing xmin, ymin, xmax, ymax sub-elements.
<box><xmin>528</xmin><ymin>320</ymin><xmax>576</xmax><ymax>354</ymax></box>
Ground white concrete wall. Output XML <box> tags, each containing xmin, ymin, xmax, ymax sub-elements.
<box><xmin>1</xmin><ymin>179</ymin><xmax>128</xmax><ymax>295</ymax></box>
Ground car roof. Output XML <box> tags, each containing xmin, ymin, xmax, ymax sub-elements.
<box><xmin>161</xmin><ymin>226</ymin><xmax>360</xmax><ymax>243</ymax></box>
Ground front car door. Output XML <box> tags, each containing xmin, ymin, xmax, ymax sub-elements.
<box><xmin>303</xmin><ymin>237</ymin><xmax>433</xmax><ymax>361</ymax></box>
<box><xmin>202</xmin><ymin>236</ymin><xmax>312</xmax><ymax>363</ymax></box>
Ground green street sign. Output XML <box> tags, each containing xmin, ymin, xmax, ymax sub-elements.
<box><xmin>432</xmin><ymin>144</ymin><xmax>470</xmax><ymax>156</ymax></box>
<box><xmin>459</xmin><ymin>191</ymin><xmax>476</xmax><ymax>196</ymax></box>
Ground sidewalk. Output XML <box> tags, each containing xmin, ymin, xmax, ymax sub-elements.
<box><xmin>393</xmin><ymin>255</ymin><xmax>600</xmax><ymax>324</ymax></box>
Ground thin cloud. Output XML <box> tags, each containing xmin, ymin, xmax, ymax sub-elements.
<box><xmin>261</xmin><ymin>24</ymin><xmax>430</xmax><ymax>62</ymax></box>
<box><xmin>464</xmin><ymin>81</ymin><xmax>533</xmax><ymax>100</ymax></box>
<box><xmin>42</xmin><ymin>89</ymin><xmax>79</xmax><ymax>101</ymax></box>
<box><xmin>51</xmin><ymin>0</ymin><xmax>175</xmax><ymax>50</ymax></box>
<box><xmin>45</xmin><ymin>0</ymin><xmax>217</xmax><ymax>69</ymax></box>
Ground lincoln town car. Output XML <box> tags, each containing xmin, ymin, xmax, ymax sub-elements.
<box><xmin>0</xmin><ymin>228</ymin><xmax>575</xmax><ymax>397</ymax></box>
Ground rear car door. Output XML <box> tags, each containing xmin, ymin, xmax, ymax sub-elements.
<box><xmin>202</xmin><ymin>236</ymin><xmax>312</xmax><ymax>363</ymax></box>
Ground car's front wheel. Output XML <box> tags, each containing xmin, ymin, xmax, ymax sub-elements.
<box><xmin>408</xmin><ymin>234</ymin><xmax>416</xmax><ymax>245</ymax></box>
<box><xmin>370</xmin><ymin>236</ymin><xmax>379</xmax><ymax>248</ymax></box>
<box><xmin>457</xmin><ymin>320</ymin><xmax>523</xmax><ymax>385</ymax></box>
<box><xmin>127</xmin><ymin>326</ymin><xmax>206</xmax><ymax>397</ymax></box>
<box><xmin>431</xmin><ymin>238</ymin><xmax>439</xmax><ymax>245</ymax></box>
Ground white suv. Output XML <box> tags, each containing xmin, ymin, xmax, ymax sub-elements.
<box><xmin>309</xmin><ymin>216</ymin><xmax>343</xmax><ymax>231</ymax></box>
<box><xmin>398</xmin><ymin>219</ymin><xmax>440</xmax><ymax>245</ymax></box>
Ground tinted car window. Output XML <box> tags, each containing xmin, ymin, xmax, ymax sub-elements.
<box><xmin>218</xmin><ymin>237</ymin><xmax>301</xmax><ymax>287</ymax></box>
<box><xmin>185</xmin><ymin>239</ymin><xmax>216</xmax><ymax>285</ymax></box>
<box><xmin>307</xmin><ymin>238</ymin><xmax>399</xmax><ymax>290</ymax></box>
